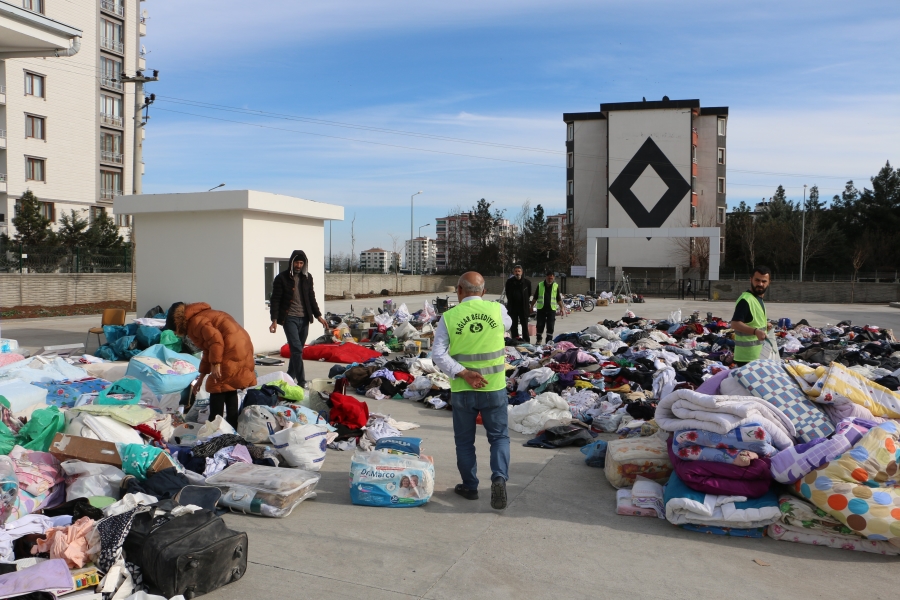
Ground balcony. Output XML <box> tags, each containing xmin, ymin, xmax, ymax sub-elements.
<box><xmin>691</xmin><ymin>162</ymin><xmax>698</xmax><ymax>177</ymax></box>
<box><xmin>100</xmin><ymin>188</ymin><xmax>122</xmax><ymax>201</ymax></box>
<box><xmin>101</xmin><ymin>150</ymin><xmax>124</xmax><ymax>164</ymax></box>
<box><xmin>101</xmin><ymin>113</ymin><xmax>123</xmax><ymax>128</ymax></box>
<box><xmin>100</xmin><ymin>36</ymin><xmax>124</xmax><ymax>54</ymax></box>
<box><xmin>0</xmin><ymin>84</ymin><xmax>5</xmax><ymax>104</ymax></box>
<box><xmin>139</xmin><ymin>16</ymin><xmax>147</xmax><ymax>36</ymax></box>
<box><xmin>100</xmin><ymin>0</ymin><xmax>124</xmax><ymax>17</ymax></box>
<box><xmin>692</xmin><ymin>127</ymin><xmax>699</xmax><ymax>146</ymax></box>
<box><xmin>0</xmin><ymin>129</ymin><xmax>5</xmax><ymax>149</ymax></box>
<box><xmin>0</xmin><ymin>173</ymin><xmax>6</xmax><ymax>193</ymax></box>
<box><xmin>100</xmin><ymin>76</ymin><xmax>123</xmax><ymax>91</ymax></box>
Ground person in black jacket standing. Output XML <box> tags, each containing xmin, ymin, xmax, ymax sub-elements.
<box><xmin>269</xmin><ymin>250</ymin><xmax>328</xmax><ymax>386</ymax></box>
<box><xmin>504</xmin><ymin>265</ymin><xmax>532</xmax><ymax>341</ymax></box>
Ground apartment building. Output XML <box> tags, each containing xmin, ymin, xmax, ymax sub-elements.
<box><xmin>563</xmin><ymin>98</ymin><xmax>727</xmax><ymax>277</ymax></box>
<box><xmin>404</xmin><ymin>237</ymin><xmax>436</xmax><ymax>274</ymax></box>
<box><xmin>359</xmin><ymin>247</ymin><xmax>394</xmax><ymax>274</ymax></box>
<box><xmin>434</xmin><ymin>212</ymin><xmax>518</xmax><ymax>271</ymax></box>
<box><xmin>0</xmin><ymin>0</ymin><xmax>148</xmax><ymax>241</ymax></box>
<box><xmin>546</xmin><ymin>212</ymin><xmax>568</xmax><ymax>245</ymax></box>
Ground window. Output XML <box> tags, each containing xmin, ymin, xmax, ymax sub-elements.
<box><xmin>717</xmin><ymin>206</ymin><xmax>726</xmax><ymax>224</ymax></box>
<box><xmin>101</xmin><ymin>19</ymin><xmax>124</xmax><ymax>52</ymax></box>
<box><xmin>39</xmin><ymin>202</ymin><xmax>55</xmax><ymax>221</ymax></box>
<box><xmin>101</xmin><ymin>94</ymin><xmax>122</xmax><ymax>117</ymax></box>
<box><xmin>101</xmin><ymin>132</ymin><xmax>123</xmax><ymax>163</ymax></box>
<box><xmin>24</xmin><ymin>72</ymin><xmax>45</xmax><ymax>98</ymax></box>
<box><xmin>567</xmin><ymin>123</ymin><xmax>574</xmax><ymax>141</ymax></box>
<box><xmin>717</xmin><ymin>147</ymin><xmax>725</xmax><ymax>165</ymax></box>
<box><xmin>691</xmin><ymin>175</ymin><xmax>696</xmax><ymax>192</ymax></box>
<box><xmin>717</xmin><ymin>118</ymin><xmax>726</xmax><ymax>136</ymax></box>
<box><xmin>25</xmin><ymin>115</ymin><xmax>45</xmax><ymax>140</ymax></box>
<box><xmin>100</xmin><ymin>57</ymin><xmax>122</xmax><ymax>89</ymax></box>
<box><xmin>567</xmin><ymin>152</ymin><xmax>574</xmax><ymax>169</ymax></box>
<box><xmin>719</xmin><ymin>237</ymin><xmax>726</xmax><ymax>254</ymax></box>
<box><xmin>567</xmin><ymin>180</ymin><xmax>574</xmax><ymax>195</ymax></box>
<box><xmin>26</xmin><ymin>157</ymin><xmax>45</xmax><ymax>182</ymax></box>
<box><xmin>717</xmin><ymin>177</ymin><xmax>726</xmax><ymax>194</ymax></box>
<box><xmin>691</xmin><ymin>145</ymin><xmax>697</xmax><ymax>163</ymax></box>
<box><xmin>100</xmin><ymin>170</ymin><xmax>122</xmax><ymax>199</ymax></box>
<box><xmin>23</xmin><ymin>0</ymin><xmax>43</xmax><ymax>14</ymax></box>
<box><xmin>690</xmin><ymin>205</ymin><xmax>697</xmax><ymax>224</ymax></box>
<box><xmin>567</xmin><ymin>208</ymin><xmax>574</xmax><ymax>225</ymax></box>
<box><xmin>0</xmin><ymin>213</ymin><xmax>5</xmax><ymax>223</ymax></box>
<box><xmin>115</xmin><ymin>214</ymin><xmax>131</xmax><ymax>227</ymax></box>
<box><xmin>90</xmin><ymin>206</ymin><xmax>106</xmax><ymax>222</ymax></box>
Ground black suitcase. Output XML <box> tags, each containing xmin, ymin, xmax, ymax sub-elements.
<box><xmin>123</xmin><ymin>508</ymin><xmax>248</xmax><ymax>599</ymax></box>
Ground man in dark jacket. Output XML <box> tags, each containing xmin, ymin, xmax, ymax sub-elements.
<box><xmin>269</xmin><ymin>250</ymin><xmax>327</xmax><ymax>386</ymax></box>
<box><xmin>504</xmin><ymin>265</ymin><xmax>531</xmax><ymax>341</ymax></box>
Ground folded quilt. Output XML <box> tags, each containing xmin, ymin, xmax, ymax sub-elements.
<box><xmin>770</xmin><ymin>418</ymin><xmax>876</xmax><ymax>484</ymax></box>
<box><xmin>672</xmin><ymin>423</ymin><xmax>777</xmax><ymax>463</ymax></box>
<box><xmin>655</xmin><ymin>389</ymin><xmax>796</xmax><ymax>450</ymax></box>
<box><xmin>768</xmin><ymin>522</ymin><xmax>900</xmax><ymax>556</ymax></box>
<box><xmin>664</xmin><ymin>472</ymin><xmax>781</xmax><ymax>528</ymax></box>
<box><xmin>67</xmin><ymin>404</ymin><xmax>158</xmax><ymax>426</ymax></box>
<box><xmin>816</xmin><ymin>362</ymin><xmax>900</xmax><ymax>419</ymax></box>
<box><xmin>680</xmin><ymin>524</ymin><xmax>766</xmax><ymax>538</ymax></box>
<box><xmin>668</xmin><ymin>437</ymin><xmax>772</xmax><ymax>498</ymax></box>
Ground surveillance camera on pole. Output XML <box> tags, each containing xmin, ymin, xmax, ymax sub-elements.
<box><xmin>118</xmin><ymin>70</ymin><xmax>159</xmax><ymax>195</ymax></box>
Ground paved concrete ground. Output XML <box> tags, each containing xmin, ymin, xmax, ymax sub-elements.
<box><xmin>4</xmin><ymin>298</ymin><xmax>900</xmax><ymax>599</ymax></box>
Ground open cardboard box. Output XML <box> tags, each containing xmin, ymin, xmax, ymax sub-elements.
<box><xmin>49</xmin><ymin>433</ymin><xmax>121</xmax><ymax>467</ymax></box>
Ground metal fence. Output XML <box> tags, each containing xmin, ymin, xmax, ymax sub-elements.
<box><xmin>720</xmin><ymin>271</ymin><xmax>900</xmax><ymax>283</ymax></box>
<box><xmin>0</xmin><ymin>245</ymin><xmax>132</xmax><ymax>273</ymax></box>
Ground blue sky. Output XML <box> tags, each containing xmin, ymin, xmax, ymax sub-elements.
<box><xmin>142</xmin><ymin>0</ymin><xmax>899</xmax><ymax>257</ymax></box>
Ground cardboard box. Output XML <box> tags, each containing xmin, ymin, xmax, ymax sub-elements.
<box><xmin>49</xmin><ymin>434</ymin><xmax>121</xmax><ymax>467</ymax></box>
<box><xmin>147</xmin><ymin>452</ymin><xmax>176</xmax><ymax>475</ymax></box>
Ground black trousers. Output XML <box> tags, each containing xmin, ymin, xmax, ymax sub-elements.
<box><xmin>535</xmin><ymin>310</ymin><xmax>556</xmax><ymax>342</ymax></box>
<box><xmin>508</xmin><ymin>310</ymin><xmax>528</xmax><ymax>339</ymax></box>
<box><xmin>209</xmin><ymin>391</ymin><xmax>239</xmax><ymax>431</ymax></box>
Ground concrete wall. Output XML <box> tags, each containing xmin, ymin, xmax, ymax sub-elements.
<box><xmin>573</xmin><ymin>119</ymin><xmax>609</xmax><ymax>267</ymax></box>
<box><xmin>324</xmin><ymin>274</ymin><xmax>456</xmax><ymax>296</ymax></box>
<box><xmin>0</xmin><ymin>273</ymin><xmax>134</xmax><ymax>307</ymax></box>
<box><xmin>710</xmin><ymin>281</ymin><xmax>900</xmax><ymax>304</ymax></box>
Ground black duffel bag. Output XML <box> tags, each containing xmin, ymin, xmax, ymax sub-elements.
<box><xmin>123</xmin><ymin>508</ymin><xmax>248</xmax><ymax>599</ymax></box>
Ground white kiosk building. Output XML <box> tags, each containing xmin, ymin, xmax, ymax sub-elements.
<box><xmin>115</xmin><ymin>190</ymin><xmax>343</xmax><ymax>353</ymax></box>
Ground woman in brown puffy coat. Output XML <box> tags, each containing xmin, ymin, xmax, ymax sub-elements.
<box><xmin>167</xmin><ymin>302</ymin><xmax>257</xmax><ymax>430</ymax></box>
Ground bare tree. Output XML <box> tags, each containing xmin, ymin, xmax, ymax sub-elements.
<box><xmin>850</xmin><ymin>238</ymin><xmax>872</xmax><ymax>303</ymax></box>
<box><xmin>388</xmin><ymin>233</ymin><xmax>403</xmax><ymax>293</ymax></box>
<box><xmin>554</xmin><ymin>213</ymin><xmax>587</xmax><ymax>275</ymax></box>
<box><xmin>672</xmin><ymin>209</ymin><xmax>715</xmax><ymax>278</ymax></box>
<box><xmin>349</xmin><ymin>213</ymin><xmax>356</xmax><ymax>294</ymax></box>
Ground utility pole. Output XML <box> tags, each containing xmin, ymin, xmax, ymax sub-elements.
<box><xmin>119</xmin><ymin>70</ymin><xmax>159</xmax><ymax>194</ymax></box>
<box><xmin>800</xmin><ymin>184</ymin><xmax>807</xmax><ymax>283</ymax></box>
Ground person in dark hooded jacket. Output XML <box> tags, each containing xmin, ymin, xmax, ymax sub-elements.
<box><xmin>269</xmin><ymin>250</ymin><xmax>327</xmax><ymax>386</ymax></box>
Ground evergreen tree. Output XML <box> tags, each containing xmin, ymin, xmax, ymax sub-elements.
<box><xmin>12</xmin><ymin>190</ymin><xmax>52</xmax><ymax>247</ymax></box>
<box><xmin>523</xmin><ymin>204</ymin><xmax>550</xmax><ymax>274</ymax></box>
<box><xmin>86</xmin><ymin>210</ymin><xmax>124</xmax><ymax>248</ymax></box>
<box><xmin>57</xmin><ymin>210</ymin><xmax>90</xmax><ymax>249</ymax></box>
<box><xmin>467</xmin><ymin>198</ymin><xmax>503</xmax><ymax>274</ymax></box>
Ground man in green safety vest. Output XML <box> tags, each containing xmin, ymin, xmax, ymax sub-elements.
<box><xmin>530</xmin><ymin>271</ymin><xmax>563</xmax><ymax>345</ymax></box>
<box><xmin>730</xmin><ymin>266</ymin><xmax>773</xmax><ymax>366</ymax></box>
<box><xmin>433</xmin><ymin>271</ymin><xmax>512</xmax><ymax>510</ymax></box>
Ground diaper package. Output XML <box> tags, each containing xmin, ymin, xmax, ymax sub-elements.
<box><xmin>349</xmin><ymin>450</ymin><xmax>434</xmax><ymax>507</ymax></box>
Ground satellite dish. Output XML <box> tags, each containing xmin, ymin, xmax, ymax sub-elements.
<box><xmin>142</xmin><ymin>9</ymin><xmax>148</xmax><ymax>18</ymax></box>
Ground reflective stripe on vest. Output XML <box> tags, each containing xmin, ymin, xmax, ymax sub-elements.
<box><xmin>733</xmin><ymin>291</ymin><xmax>767</xmax><ymax>363</ymax></box>
<box><xmin>443</xmin><ymin>300</ymin><xmax>507</xmax><ymax>393</ymax></box>
<box><xmin>535</xmin><ymin>281</ymin><xmax>559</xmax><ymax>311</ymax></box>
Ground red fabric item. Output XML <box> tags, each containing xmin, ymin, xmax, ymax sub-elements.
<box><xmin>392</xmin><ymin>372</ymin><xmax>414</xmax><ymax>383</ymax></box>
<box><xmin>329</xmin><ymin>392</ymin><xmax>370</xmax><ymax>429</ymax></box>
<box><xmin>301</xmin><ymin>343</ymin><xmax>382</xmax><ymax>363</ymax></box>
<box><xmin>133</xmin><ymin>424</ymin><xmax>163</xmax><ymax>443</ymax></box>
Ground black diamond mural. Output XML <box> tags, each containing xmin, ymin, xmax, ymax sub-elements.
<box><xmin>608</xmin><ymin>137</ymin><xmax>691</xmax><ymax>229</ymax></box>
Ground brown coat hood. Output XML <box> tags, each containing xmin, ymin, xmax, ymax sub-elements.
<box><xmin>183</xmin><ymin>302</ymin><xmax>256</xmax><ymax>393</ymax></box>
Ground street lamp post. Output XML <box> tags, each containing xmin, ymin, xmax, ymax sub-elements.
<box><xmin>410</xmin><ymin>191</ymin><xmax>422</xmax><ymax>273</ymax></box>
<box><xmin>800</xmin><ymin>184</ymin><xmax>807</xmax><ymax>283</ymax></box>
<box><xmin>418</xmin><ymin>223</ymin><xmax>431</xmax><ymax>274</ymax></box>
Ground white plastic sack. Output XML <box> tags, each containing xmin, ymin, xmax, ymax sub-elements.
<box><xmin>668</xmin><ymin>309</ymin><xmax>682</xmax><ymax>324</ymax></box>
<box><xmin>61</xmin><ymin>460</ymin><xmax>126</xmax><ymax>501</ymax></box>
<box><xmin>238</xmin><ymin>405</ymin><xmax>281</xmax><ymax>443</ymax></box>
<box><xmin>394</xmin><ymin>321</ymin><xmax>418</xmax><ymax>341</ymax></box>
<box><xmin>269</xmin><ymin>422</ymin><xmax>328</xmax><ymax>470</ymax></box>
<box><xmin>507</xmin><ymin>392</ymin><xmax>572</xmax><ymax>435</ymax></box>
<box><xmin>423</xmin><ymin>301</ymin><xmax>437</xmax><ymax>320</ymax></box>
<box><xmin>374</xmin><ymin>312</ymin><xmax>393</xmax><ymax>328</ymax></box>
<box><xmin>395</xmin><ymin>303</ymin><xmax>411</xmax><ymax>322</ymax></box>
<box><xmin>256</xmin><ymin>371</ymin><xmax>296</xmax><ymax>386</ymax></box>
<box><xmin>197</xmin><ymin>415</ymin><xmax>236</xmax><ymax>440</ymax></box>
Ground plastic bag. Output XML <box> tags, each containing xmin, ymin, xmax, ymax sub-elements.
<box><xmin>668</xmin><ymin>309</ymin><xmax>682</xmax><ymax>324</ymax></box>
<box><xmin>197</xmin><ymin>415</ymin><xmax>236</xmax><ymax>439</ymax></box>
<box><xmin>0</xmin><ymin>457</ymin><xmax>18</xmax><ymax>526</ymax></box>
<box><xmin>268</xmin><ymin>422</ymin><xmax>328</xmax><ymax>471</ymax></box>
<box><xmin>135</xmin><ymin>325</ymin><xmax>162</xmax><ymax>350</ymax></box>
<box><xmin>102</xmin><ymin>325</ymin><xmax>129</xmax><ymax>344</ymax></box>
<box><xmin>349</xmin><ymin>450</ymin><xmax>434</xmax><ymax>507</ymax></box>
<box><xmin>206</xmin><ymin>462</ymin><xmax>320</xmax><ymax>518</ymax></box>
<box><xmin>60</xmin><ymin>460</ymin><xmax>125</xmax><ymax>501</ymax></box>
<box><xmin>374</xmin><ymin>312</ymin><xmax>393</xmax><ymax>328</ymax></box>
<box><xmin>394</xmin><ymin>321</ymin><xmax>418</xmax><ymax>341</ymax></box>
<box><xmin>237</xmin><ymin>405</ymin><xmax>281</xmax><ymax>443</ymax></box>
<box><xmin>423</xmin><ymin>301</ymin><xmax>437</xmax><ymax>320</ymax></box>
<box><xmin>16</xmin><ymin>406</ymin><xmax>65</xmax><ymax>452</ymax></box>
<box><xmin>580</xmin><ymin>440</ymin><xmax>608</xmax><ymax>468</ymax></box>
<box><xmin>125</xmin><ymin>345</ymin><xmax>201</xmax><ymax>395</ymax></box>
<box><xmin>111</xmin><ymin>335</ymin><xmax>140</xmax><ymax>360</ymax></box>
<box><xmin>395</xmin><ymin>303</ymin><xmax>411</xmax><ymax>322</ymax></box>
<box><xmin>96</xmin><ymin>377</ymin><xmax>142</xmax><ymax>405</ymax></box>
<box><xmin>159</xmin><ymin>330</ymin><xmax>182</xmax><ymax>353</ymax></box>
<box><xmin>93</xmin><ymin>346</ymin><xmax>117</xmax><ymax>361</ymax></box>
<box><xmin>268</xmin><ymin>380</ymin><xmax>304</xmax><ymax>402</ymax></box>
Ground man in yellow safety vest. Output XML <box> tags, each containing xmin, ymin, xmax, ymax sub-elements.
<box><xmin>530</xmin><ymin>271</ymin><xmax>563</xmax><ymax>345</ymax></box>
<box><xmin>432</xmin><ymin>271</ymin><xmax>512</xmax><ymax>510</ymax></box>
<box><xmin>730</xmin><ymin>266</ymin><xmax>772</xmax><ymax>366</ymax></box>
